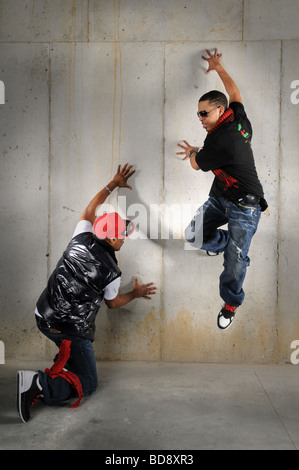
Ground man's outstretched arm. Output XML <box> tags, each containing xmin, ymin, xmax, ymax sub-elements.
<box><xmin>105</xmin><ymin>277</ymin><xmax>157</xmax><ymax>309</ymax></box>
<box><xmin>79</xmin><ymin>163</ymin><xmax>135</xmax><ymax>224</ymax></box>
<box><xmin>202</xmin><ymin>48</ymin><xmax>243</xmax><ymax>104</ymax></box>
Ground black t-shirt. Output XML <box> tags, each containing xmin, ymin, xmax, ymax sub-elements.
<box><xmin>195</xmin><ymin>102</ymin><xmax>264</xmax><ymax>200</ymax></box>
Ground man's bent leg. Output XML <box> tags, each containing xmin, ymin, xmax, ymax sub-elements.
<box><xmin>36</xmin><ymin>321</ymin><xmax>98</xmax><ymax>406</ymax></box>
<box><xmin>185</xmin><ymin>197</ymin><xmax>229</xmax><ymax>252</ymax></box>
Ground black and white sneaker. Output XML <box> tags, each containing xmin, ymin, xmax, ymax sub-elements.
<box><xmin>206</xmin><ymin>250</ymin><xmax>219</xmax><ymax>256</ymax></box>
<box><xmin>17</xmin><ymin>371</ymin><xmax>43</xmax><ymax>423</ymax></box>
<box><xmin>217</xmin><ymin>304</ymin><xmax>237</xmax><ymax>330</ymax></box>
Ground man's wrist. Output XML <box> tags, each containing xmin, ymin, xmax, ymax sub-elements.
<box><xmin>188</xmin><ymin>149</ymin><xmax>198</xmax><ymax>158</ymax></box>
<box><xmin>105</xmin><ymin>181</ymin><xmax>118</xmax><ymax>193</ymax></box>
<box><xmin>215</xmin><ymin>64</ymin><xmax>226</xmax><ymax>75</ymax></box>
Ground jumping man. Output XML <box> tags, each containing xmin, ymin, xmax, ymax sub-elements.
<box><xmin>177</xmin><ymin>49</ymin><xmax>267</xmax><ymax>330</ymax></box>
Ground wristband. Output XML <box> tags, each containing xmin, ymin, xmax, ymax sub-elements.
<box><xmin>188</xmin><ymin>149</ymin><xmax>198</xmax><ymax>158</ymax></box>
<box><xmin>105</xmin><ymin>185</ymin><xmax>112</xmax><ymax>194</ymax></box>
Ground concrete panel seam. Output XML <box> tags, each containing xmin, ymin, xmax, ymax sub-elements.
<box><xmin>254</xmin><ymin>369</ymin><xmax>297</xmax><ymax>449</ymax></box>
<box><xmin>277</xmin><ymin>40</ymin><xmax>284</xmax><ymax>361</ymax></box>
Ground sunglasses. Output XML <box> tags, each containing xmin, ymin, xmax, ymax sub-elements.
<box><xmin>120</xmin><ymin>220</ymin><xmax>135</xmax><ymax>237</ymax></box>
<box><xmin>197</xmin><ymin>106</ymin><xmax>220</xmax><ymax>118</ymax></box>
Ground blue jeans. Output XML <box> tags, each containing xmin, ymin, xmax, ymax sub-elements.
<box><xmin>36</xmin><ymin>318</ymin><xmax>98</xmax><ymax>406</ymax></box>
<box><xmin>185</xmin><ymin>196</ymin><xmax>261</xmax><ymax>307</ymax></box>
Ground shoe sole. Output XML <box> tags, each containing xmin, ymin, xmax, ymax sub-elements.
<box><xmin>17</xmin><ymin>370</ymin><xmax>35</xmax><ymax>423</ymax></box>
<box><xmin>206</xmin><ymin>251</ymin><xmax>219</xmax><ymax>256</ymax></box>
<box><xmin>17</xmin><ymin>371</ymin><xmax>26</xmax><ymax>423</ymax></box>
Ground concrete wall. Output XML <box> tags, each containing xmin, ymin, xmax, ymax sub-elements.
<box><xmin>0</xmin><ymin>0</ymin><xmax>298</xmax><ymax>363</ymax></box>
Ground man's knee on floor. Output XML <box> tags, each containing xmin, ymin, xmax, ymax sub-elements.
<box><xmin>83</xmin><ymin>377</ymin><xmax>98</xmax><ymax>397</ymax></box>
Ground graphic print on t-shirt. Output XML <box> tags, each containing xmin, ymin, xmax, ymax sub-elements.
<box><xmin>212</xmin><ymin>168</ymin><xmax>239</xmax><ymax>190</ymax></box>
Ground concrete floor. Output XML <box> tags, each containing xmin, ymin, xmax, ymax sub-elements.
<box><xmin>0</xmin><ymin>360</ymin><xmax>299</xmax><ymax>450</ymax></box>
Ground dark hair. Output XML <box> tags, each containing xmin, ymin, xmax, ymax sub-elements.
<box><xmin>198</xmin><ymin>90</ymin><xmax>228</xmax><ymax>109</ymax></box>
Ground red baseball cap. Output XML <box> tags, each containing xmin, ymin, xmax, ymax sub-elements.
<box><xmin>94</xmin><ymin>212</ymin><xmax>135</xmax><ymax>239</ymax></box>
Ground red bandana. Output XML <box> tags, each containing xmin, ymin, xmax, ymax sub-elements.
<box><xmin>208</xmin><ymin>107</ymin><xmax>234</xmax><ymax>134</ymax></box>
<box><xmin>45</xmin><ymin>339</ymin><xmax>83</xmax><ymax>408</ymax></box>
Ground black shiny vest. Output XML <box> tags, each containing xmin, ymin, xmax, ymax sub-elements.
<box><xmin>36</xmin><ymin>233</ymin><xmax>121</xmax><ymax>341</ymax></box>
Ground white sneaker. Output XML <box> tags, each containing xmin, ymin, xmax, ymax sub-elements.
<box><xmin>17</xmin><ymin>371</ymin><xmax>42</xmax><ymax>423</ymax></box>
<box><xmin>217</xmin><ymin>304</ymin><xmax>237</xmax><ymax>330</ymax></box>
